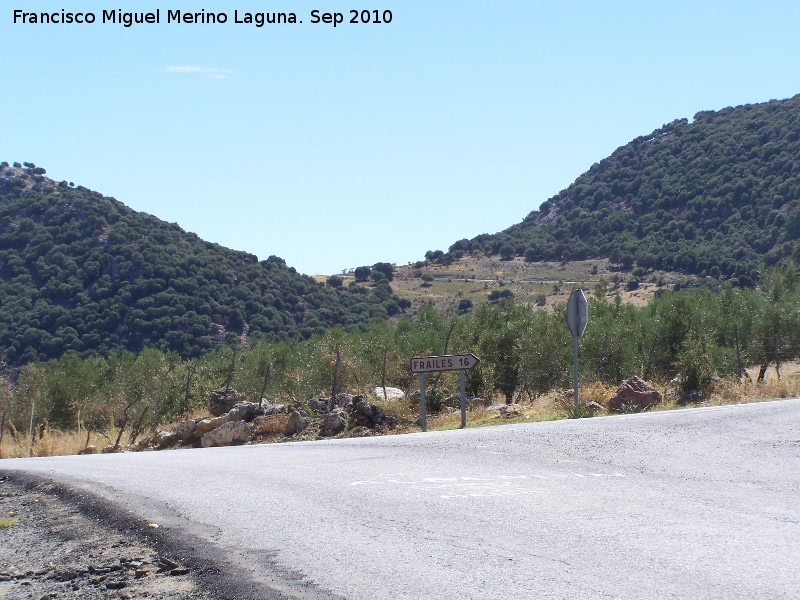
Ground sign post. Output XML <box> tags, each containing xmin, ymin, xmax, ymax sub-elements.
<box><xmin>460</xmin><ymin>370</ymin><xmax>466</xmax><ymax>429</ymax></box>
<box><xmin>419</xmin><ymin>372</ymin><xmax>426</xmax><ymax>432</ymax></box>
<box><xmin>411</xmin><ymin>354</ymin><xmax>480</xmax><ymax>431</ymax></box>
<box><xmin>566</xmin><ymin>289</ymin><xmax>588</xmax><ymax>413</ymax></box>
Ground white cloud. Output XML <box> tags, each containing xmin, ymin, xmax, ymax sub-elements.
<box><xmin>164</xmin><ymin>66</ymin><xmax>234</xmax><ymax>79</ymax></box>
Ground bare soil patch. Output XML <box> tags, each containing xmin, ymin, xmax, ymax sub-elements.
<box><xmin>0</xmin><ymin>476</ymin><xmax>210</xmax><ymax>600</ymax></box>
<box><xmin>322</xmin><ymin>256</ymin><xmax>698</xmax><ymax>315</ymax></box>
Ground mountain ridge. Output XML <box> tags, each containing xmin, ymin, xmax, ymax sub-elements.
<box><xmin>0</xmin><ymin>162</ymin><xmax>401</xmax><ymax>366</ymax></box>
<box><xmin>4</xmin><ymin>94</ymin><xmax>800</xmax><ymax>368</ymax></box>
<box><xmin>437</xmin><ymin>94</ymin><xmax>800</xmax><ymax>287</ymax></box>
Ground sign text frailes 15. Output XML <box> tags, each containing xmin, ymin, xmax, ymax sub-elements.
<box><xmin>410</xmin><ymin>354</ymin><xmax>480</xmax><ymax>373</ymax></box>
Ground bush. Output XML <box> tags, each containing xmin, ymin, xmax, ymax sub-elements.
<box><xmin>675</xmin><ymin>334</ymin><xmax>714</xmax><ymax>396</ymax></box>
<box><xmin>353</xmin><ymin>266</ymin><xmax>372</xmax><ymax>282</ymax></box>
<box><xmin>371</xmin><ymin>262</ymin><xmax>395</xmax><ymax>282</ymax></box>
<box><xmin>488</xmin><ymin>289</ymin><xmax>513</xmax><ymax>303</ymax></box>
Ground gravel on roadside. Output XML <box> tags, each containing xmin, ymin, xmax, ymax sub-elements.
<box><xmin>0</xmin><ymin>474</ymin><xmax>212</xmax><ymax>600</ymax></box>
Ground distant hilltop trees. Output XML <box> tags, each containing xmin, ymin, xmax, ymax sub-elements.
<box><xmin>425</xmin><ymin>95</ymin><xmax>800</xmax><ymax>287</ymax></box>
<box><xmin>0</xmin><ymin>163</ymin><xmax>408</xmax><ymax>366</ymax></box>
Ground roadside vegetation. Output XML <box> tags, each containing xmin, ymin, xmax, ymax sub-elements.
<box><xmin>4</xmin><ymin>95</ymin><xmax>800</xmax><ymax>457</ymax></box>
<box><xmin>2</xmin><ymin>266</ymin><xmax>799</xmax><ymax>458</ymax></box>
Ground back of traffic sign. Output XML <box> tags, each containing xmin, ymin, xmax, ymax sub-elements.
<box><xmin>566</xmin><ymin>289</ymin><xmax>588</xmax><ymax>412</ymax></box>
<box><xmin>566</xmin><ymin>289</ymin><xmax>588</xmax><ymax>338</ymax></box>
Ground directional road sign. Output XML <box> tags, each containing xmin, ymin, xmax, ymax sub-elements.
<box><xmin>410</xmin><ymin>354</ymin><xmax>480</xmax><ymax>374</ymax></box>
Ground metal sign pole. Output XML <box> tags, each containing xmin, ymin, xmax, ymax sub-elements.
<box><xmin>566</xmin><ymin>289</ymin><xmax>588</xmax><ymax>415</ymax></box>
<box><xmin>419</xmin><ymin>372</ymin><xmax>427</xmax><ymax>432</ymax></box>
<box><xmin>572</xmin><ymin>335</ymin><xmax>579</xmax><ymax>413</ymax></box>
<box><xmin>460</xmin><ymin>369</ymin><xmax>466</xmax><ymax>429</ymax></box>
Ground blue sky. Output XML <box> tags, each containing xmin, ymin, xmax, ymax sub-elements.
<box><xmin>3</xmin><ymin>1</ymin><xmax>800</xmax><ymax>274</ymax></box>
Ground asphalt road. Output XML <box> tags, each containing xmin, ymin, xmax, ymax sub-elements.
<box><xmin>3</xmin><ymin>400</ymin><xmax>800</xmax><ymax>599</ymax></box>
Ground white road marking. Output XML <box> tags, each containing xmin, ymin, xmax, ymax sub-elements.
<box><xmin>351</xmin><ymin>472</ymin><xmax>626</xmax><ymax>489</ymax></box>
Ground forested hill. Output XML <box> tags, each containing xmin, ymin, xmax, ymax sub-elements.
<box><xmin>0</xmin><ymin>163</ymin><xmax>401</xmax><ymax>366</ymax></box>
<box><xmin>445</xmin><ymin>95</ymin><xmax>800</xmax><ymax>286</ymax></box>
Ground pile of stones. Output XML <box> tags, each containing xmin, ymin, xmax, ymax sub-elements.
<box><xmin>116</xmin><ymin>389</ymin><xmax>398</xmax><ymax>452</ymax></box>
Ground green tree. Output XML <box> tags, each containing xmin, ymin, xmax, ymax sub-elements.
<box><xmin>354</xmin><ymin>266</ymin><xmax>371</xmax><ymax>282</ymax></box>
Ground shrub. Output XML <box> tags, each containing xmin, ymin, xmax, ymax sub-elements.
<box><xmin>675</xmin><ymin>334</ymin><xmax>714</xmax><ymax>396</ymax></box>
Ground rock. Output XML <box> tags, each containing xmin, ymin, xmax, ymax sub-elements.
<box><xmin>261</xmin><ymin>402</ymin><xmax>287</xmax><ymax>416</ymax></box>
<box><xmin>158</xmin><ymin>557</ymin><xmax>179</xmax><ymax>570</ymax></box>
<box><xmin>333</xmin><ymin>393</ymin><xmax>354</xmax><ymax>408</ymax></box>
<box><xmin>152</xmin><ymin>430</ymin><xmax>179</xmax><ymax>450</ymax></box>
<box><xmin>608</xmin><ymin>376</ymin><xmax>661</xmax><ymax>412</ymax></box>
<box><xmin>172</xmin><ymin>419</ymin><xmax>197</xmax><ymax>442</ymax></box>
<box><xmin>207</xmin><ymin>387</ymin><xmax>247</xmax><ymax>417</ymax></box>
<box><xmin>348</xmin><ymin>396</ymin><xmax>397</xmax><ymax>429</ymax></box>
<box><xmin>225</xmin><ymin>402</ymin><xmax>262</xmax><ymax>423</ymax></box>
<box><xmin>128</xmin><ymin>438</ymin><xmax>151</xmax><ymax>452</ymax></box>
<box><xmin>79</xmin><ymin>445</ymin><xmax>98</xmax><ymax>455</ymax></box>
<box><xmin>201</xmin><ymin>420</ymin><xmax>252</xmax><ymax>448</ymax></box>
<box><xmin>372</xmin><ymin>386</ymin><xmax>405</xmax><ymax>401</ymax></box>
<box><xmin>194</xmin><ymin>419</ymin><xmax>214</xmax><ymax>437</ymax></box>
<box><xmin>487</xmin><ymin>403</ymin><xmax>523</xmax><ymax>417</ymax></box>
<box><xmin>348</xmin><ymin>426</ymin><xmax>372</xmax><ymax>437</ymax></box>
<box><xmin>665</xmin><ymin>377</ymin><xmax>682</xmax><ymax>402</ymax></box>
<box><xmin>194</xmin><ymin>403</ymin><xmax>263</xmax><ymax>441</ymax></box>
<box><xmin>105</xmin><ymin>580</ymin><xmax>127</xmax><ymax>590</ymax></box>
<box><xmin>195</xmin><ymin>417</ymin><xmax>225</xmax><ymax>437</ymax></box>
<box><xmin>320</xmin><ymin>410</ymin><xmax>347</xmax><ymax>437</ymax></box>
<box><xmin>310</xmin><ymin>394</ymin><xmax>353</xmax><ymax>413</ymax></box>
<box><xmin>584</xmin><ymin>401</ymin><xmax>605</xmax><ymax>413</ymax></box>
<box><xmin>681</xmin><ymin>389</ymin><xmax>706</xmax><ymax>403</ymax></box>
<box><xmin>308</xmin><ymin>398</ymin><xmax>329</xmax><ymax>413</ymax></box>
<box><xmin>283</xmin><ymin>411</ymin><xmax>309</xmax><ymax>436</ymax></box>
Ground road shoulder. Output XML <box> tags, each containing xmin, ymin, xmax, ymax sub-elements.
<box><xmin>0</xmin><ymin>471</ymin><xmax>341</xmax><ymax>600</ymax></box>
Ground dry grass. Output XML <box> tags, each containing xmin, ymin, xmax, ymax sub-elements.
<box><xmin>423</xmin><ymin>369</ymin><xmax>800</xmax><ymax>431</ymax></box>
<box><xmin>1</xmin><ymin>423</ymin><xmax>124</xmax><ymax>459</ymax></box>
<box><xmin>251</xmin><ymin>414</ymin><xmax>289</xmax><ymax>436</ymax></box>
<box><xmin>709</xmin><ymin>373</ymin><xmax>800</xmax><ymax>406</ymax></box>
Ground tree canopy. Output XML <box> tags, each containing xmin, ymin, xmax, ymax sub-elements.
<box><xmin>0</xmin><ymin>163</ymin><xmax>404</xmax><ymax>366</ymax></box>
<box><xmin>436</xmin><ymin>95</ymin><xmax>800</xmax><ymax>285</ymax></box>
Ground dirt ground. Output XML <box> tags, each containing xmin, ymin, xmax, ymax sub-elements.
<box><xmin>0</xmin><ymin>473</ymin><xmax>342</xmax><ymax>600</ymax></box>
<box><xmin>0</xmin><ymin>475</ymin><xmax>212</xmax><ymax>600</ymax></box>
<box><xmin>315</xmin><ymin>256</ymin><xmax>691</xmax><ymax>316</ymax></box>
